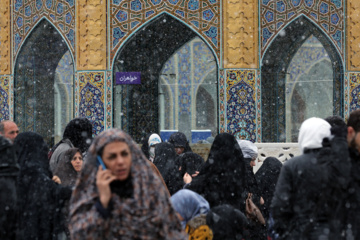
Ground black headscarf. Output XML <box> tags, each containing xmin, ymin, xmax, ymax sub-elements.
<box><xmin>206</xmin><ymin>204</ymin><xmax>249</xmax><ymax>240</ymax></box>
<box><xmin>15</xmin><ymin>132</ymin><xmax>72</xmax><ymax>240</ymax></box>
<box><xmin>168</xmin><ymin>132</ymin><xmax>192</xmax><ymax>153</ymax></box>
<box><xmin>255</xmin><ymin>157</ymin><xmax>282</xmax><ymax>219</ymax></box>
<box><xmin>153</xmin><ymin>142</ymin><xmax>183</xmax><ymax>195</ymax></box>
<box><xmin>186</xmin><ymin>133</ymin><xmax>246</xmax><ymax>210</ymax></box>
<box><xmin>63</xmin><ymin>118</ymin><xmax>93</xmax><ymax>153</ymax></box>
<box><xmin>140</xmin><ymin>133</ymin><xmax>152</xmax><ymax>159</ymax></box>
<box><xmin>179</xmin><ymin>152</ymin><xmax>204</xmax><ymax>176</ymax></box>
<box><xmin>0</xmin><ymin>136</ymin><xmax>19</xmax><ymax>239</ymax></box>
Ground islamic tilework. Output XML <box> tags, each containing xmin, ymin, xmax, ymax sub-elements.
<box><xmin>261</xmin><ymin>0</ymin><xmax>344</xmax><ymax>57</ymax></box>
<box><xmin>78</xmin><ymin>72</ymin><xmax>105</xmax><ymax>135</ymax></box>
<box><xmin>256</xmin><ymin>70</ymin><xmax>261</xmax><ymax>142</ymax></box>
<box><xmin>286</xmin><ymin>36</ymin><xmax>330</xmax><ymax>89</ymax></box>
<box><xmin>226</xmin><ymin>70</ymin><xmax>256</xmax><ymax>141</ymax></box>
<box><xmin>106</xmin><ymin>71</ymin><xmax>113</xmax><ymax>129</ymax></box>
<box><xmin>178</xmin><ymin>45</ymin><xmax>192</xmax><ymax>116</ymax></box>
<box><xmin>74</xmin><ymin>73</ymin><xmax>79</xmax><ymax>118</ymax></box>
<box><xmin>110</xmin><ymin>0</ymin><xmax>220</xmax><ymax>66</ymax></box>
<box><xmin>349</xmin><ymin>73</ymin><xmax>360</xmax><ymax>113</ymax></box>
<box><xmin>219</xmin><ymin>69</ymin><xmax>226</xmax><ymax>133</ymax></box>
<box><xmin>192</xmin><ymin>40</ymin><xmax>216</xmax><ymax>96</ymax></box>
<box><xmin>344</xmin><ymin>72</ymin><xmax>349</xmax><ymax>119</ymax></box>
<box><xmin>0</xmin><ymin>76</ymin><xmax>10</xmax><ymax>122</ymax></box>
<box><xmin>160</xmin><ymin>37</ymin><xmax>217</xmax><ymax>130</ymax></box>
<box><xmin>13</xmin><ymin>0</ymin><xmax>75</xmax><ymax>60</ymax></box>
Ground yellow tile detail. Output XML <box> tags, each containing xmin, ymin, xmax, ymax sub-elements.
<box><xmin>0</xmin><ymin>0</ymin><xmax>11</xmax><ymax>74</ymax></box>
<box><xmin>347</xmin><ymin>0</ymin><xmax>360</xmax><ymax>71</ymax></box>
<box><xmin>77</xmin><ymin>0</ymin><xmax>107</xmax><ymax>70</ymax></box>
<box><xmin>223</xmin><ymin>0</ymin><xmax>258</xmax><ymax>68</ymax></box>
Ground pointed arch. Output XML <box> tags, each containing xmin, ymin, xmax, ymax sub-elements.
<box><xmin>14</xmin><ymin>16</ymin><xmax>75</xmax><ymax>72</ymax></box>
<box><xmin>112</xmin><ymin>13</ymin><xmax>218</xmax><ymax>142</ymax></box>
<box><xmin>14</xmin><ymin>18</ymin><xmax>75</xmax><ymax>146</ymax></box>
<box><xmin>261</xmin><ymin>15</ymin><xmax>344</xmax><ymax>142</ymax></box>
<box><xmin>111</xmin><ymin>12</ymin><xmax>219</xmax><ymax>68</ymax></box>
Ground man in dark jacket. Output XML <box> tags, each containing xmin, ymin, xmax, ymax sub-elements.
<box><xmin>0</xmin><ymin>135</ymin><xmax>19</xmax><ymax>239</ymax></box>
<box><xmin>271</xmin><ymin>117</ymin><xmax>349</xmax><ymax>240</ymax></box>
<box><xmin>345</xmin><ymin>109</ymin><xmax>360</xmax><ymax>238</ymax></box>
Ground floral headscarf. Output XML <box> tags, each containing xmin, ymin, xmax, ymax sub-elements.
<box><xmin>69</xmin><ymin>129</ymin><xmax>186</xmax><ymax>239</ymax></box>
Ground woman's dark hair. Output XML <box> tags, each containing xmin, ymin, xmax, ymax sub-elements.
<box><xmin>64</xmin><ymin>148</ymin><xmax>82</xmax><ymax>163</ymax></box>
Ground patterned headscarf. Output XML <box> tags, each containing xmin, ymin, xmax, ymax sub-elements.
<box><xmin>69</xmin><ymin>129</ymin><xmax>186</xmax><ymax>239</ymax></box>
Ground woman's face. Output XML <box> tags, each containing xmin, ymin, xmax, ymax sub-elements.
<box><xmin>175</xmin><ymin>147</ymin><xmax>185</xmax><ymax>155</ymax></box>
<box><xmin>102</xmin><ymin>141</ymin><xmax>132</xmax><ymax>181</ymax></box>
<box><xmin>71</xmin><ymin>152</ymin><xmax>83</xmax><ymax>172</ymax></box>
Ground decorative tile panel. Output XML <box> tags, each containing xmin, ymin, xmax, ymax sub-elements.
<box><xmin>77</xmin><ymin>0</ymin><xmax>107</xmax><ymax>70</ymax></box>
<box><xmin>13</xmin><ymin>0</ymin><xmax>75</xmax><ymax>60</ymax></box>
<box><xmin>256</xmin><ymin>70</ymin><xmax>261</xmax><ymax>142</ymax></box>
<box><xmin>74</xmin><ymin>72</ymin><xmax>79</xmax><ymax>118</ymax></box>
<box><xmin>219</xmin><ymin>69</ymin><xmax>225</xmax><ymax>132</ymax></box>
<box><xmin>349</xmin><ymin>73</ymin><xmax>360</xmax><ymax>112</ymax></box>
<box><xmin>78</xmin><ymin>72</ymin><xmax>105</xmax><ymax>135</ymax></box>
<box><xmin>261</xmin><ymin>0</ymin><xmax>344</xmax><ymax>58</ymax></box>
<box><xmin>106</xmin><ymin>71</ymin><xmax>112</xmax><ymax>129</ymax></box>
<box><xmin>0</xmin><ymin>76</ymin><xmax>11</xmax><ymax>122</ymax></box>
<box><xmin>110</xmin><ymin>0</ymin><xmax>220</xmax><ymax>66</ymax></box>
<box><xmin>223</xmin><ymin>0</ymin><xmax>258</xmax><ymax>68</ymax></box>
<box><xmin>344</xmin><ymin>72</ymin><xmax>349</xmax><ymax>119</ymax></box>
<box><xmin>226</xmin><ymin>70</ymin><xmax>256</xmax><ymax>141</ymax></box>
<box><xmin>347</xmin><ymin>0</ymin><xmax>360</xmax><ymax>71</ymax></box>
<box><xmin>0</xmin><ymin>0</ymin><xmax>11</xmax><ymax>74</ymax></box>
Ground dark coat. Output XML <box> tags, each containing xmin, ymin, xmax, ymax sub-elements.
<box><xmin>179</xmin><ymin>152</ymin><xmax>204</xmax><ymax>176</ymax></box>
<box><xmin>153</xmin><ymin>142</ymin><xmax>183</xmax><ymax>195</ymax></box>
<box><xmin>0</xmin><ymin>136</ymin><xmax>19</xmax><ymax>240</ymax></box>
<box><xmin>15</xmin><ymin>132</ymin><xmax>72</xmax><ymax>240</ymax></box>
<box><xmin>185</xmin><ymin>133</ymin><xmax>246</xmax><ymax>211</ymax></box>
<box><xmin>271</xmin><ymin>135</ymin><xmax>350</xmax><ymax>240</ymax></box>
<box><xmin>255</xmin><ymin>157</ymin><xmax>282</xmax><ymax>220</ymax></box>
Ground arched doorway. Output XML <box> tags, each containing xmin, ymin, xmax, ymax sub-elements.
<box><xmin>261</xmin><ymin>16</ymin><xmax>343</xmax><ymax>142</ymax></box>
<box><xmin>113</xmin><ymin>14</ymin><xmax>218</xmax><ymax>142</ymax></box>
<box><xmin>14</xmin><ymin>19</ymin><xmax>74</xmax><ymax>146</ymax></box>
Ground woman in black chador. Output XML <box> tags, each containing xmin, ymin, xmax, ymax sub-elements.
<box><xmin>15</xmin><ymin>132</ymin><xmax>72</xmax><ymax>240</ymax></box>
<box><xmin>185</xmin><ymin>133</ymin><xmax>247</xmax><ymax>210</ymax></box>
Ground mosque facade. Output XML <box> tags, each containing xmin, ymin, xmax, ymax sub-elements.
<box><xmin>0</xmin><ymin>0</ymin><xmax>358</xmax><ymax>145</ymax></box>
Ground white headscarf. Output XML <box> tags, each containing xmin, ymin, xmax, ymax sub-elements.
<box><xmin>298</xmin><ymin>117</ymin><xmax>331</xmax><ymax>153</ymax></box>
<box><xmin>237</xmin><ymin>139</ymin><xmax>258</xmax><ymax>159</ymax></box>
<box><xmin>148</xmin><ymin>133</ymin><xmax>162</xmax><ymax>147</ymax></box>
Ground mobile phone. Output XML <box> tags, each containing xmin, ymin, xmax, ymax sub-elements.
<box><xmin>97</xmin><ymin>155</ymin><xmax>107</xmax><ymax>170</ymax></box>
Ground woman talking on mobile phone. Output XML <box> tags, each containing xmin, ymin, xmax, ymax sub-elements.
<box><xmin>69</xmin><ymin>128</ymin><xmax>186</xmax><ymax>240</ymax></box>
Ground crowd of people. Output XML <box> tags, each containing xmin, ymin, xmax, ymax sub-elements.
<box><xmin>0</xmin><ymin>109</ymin><xmax>360</xmax><ymax>239</ymax></box>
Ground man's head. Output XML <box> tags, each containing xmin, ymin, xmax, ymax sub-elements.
<box><xmin>0</xmin><ymin>120</ymin><xmax>19</xmax><ymax>143</ymax></box>
<box><xmin>347</xmin><ymin>110</ymin><xmax>360</xmax><ymax>152</ymax></box>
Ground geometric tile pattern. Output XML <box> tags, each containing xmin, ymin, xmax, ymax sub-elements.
<box><xmin>78</xmin><ymin>72</ymin><xmax>105</xmax><ymax>135</ymax></box>
<box><xmin>226</xmin><ymin>70</ymin><xmax>256</xmax><ymax>142</ymax></box>
<box><xmin>13</xmin><ymin>0</ymin><xmax>75</xmax><ymax>60</ymax></box>
<box><xmin>106</xmin><ymin>71</ymin><xmax>113</xmax><ymax>129</ymax></box>
<box><xmin>110</xmin><ymin>0</ymin><xmax>220</xmax><ymax>66</ymax></box>
<box><xmin>261</xmin><ymin>0</ymin><xmax>344</xmax><ymax>58</ymax></box>
<box><xmin>349</xmin><ymin>72</ymin><xmax>360</xmax><ymax>113</ymax></box>
<box><xmin>344</xmin><ymin>72</ymin><xmax>349</xmax><ymax>119</ymax></box>
<box><xmin>256</xmin><ymin>70</ymin><xmax>261</xmax><ymax>142</ymax></box>
<box><xmin>219</xmin><ymin>69</ymin><xmax>226</xmax><ymax>133</ymax></box>
<box><xmin>0</xmin><ymin>76</ymin><xmax>10</xmax><ymax>122</ymax></box>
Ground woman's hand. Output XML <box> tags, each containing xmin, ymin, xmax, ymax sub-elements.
<box><xmin>191</xmin><ymin>171</ymin><xmax>199</xmax><ymax>178</ymax></box>
<box><xmin>52</xmin><ymin>175</ymin><xmax>61</xmax><ymax>184</ymax></box>
<box><xmin>183</xmin><ymin>173</ymin><xmax>192</xmax><ymax>184</ymax></box>
<box><xmin>96</xmin><ymin>166</ymin><xmax>116</xmax><ymax>208</ymax></box>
